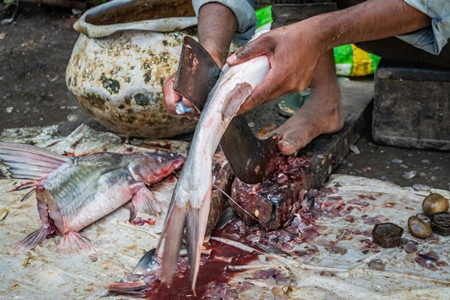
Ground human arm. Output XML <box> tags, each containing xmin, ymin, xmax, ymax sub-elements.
<box><xmin>398</xmin><ymin>0</ymin><xmax>450</xmax><ymax>55</ymax></box>
<box><xmin>162</xmin><ymin>3</ymin><xmax>237</xmax><ymax>118</ymax></box>
<box><xmin>227</xmin><ymin>0</ymin><xmax>431</xmax><ymax>114</ymax></box>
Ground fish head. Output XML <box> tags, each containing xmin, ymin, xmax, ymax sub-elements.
<box><xmin>130</xmin><ymin>153</ymin><xmax>185</xmax><ymax>185</ymax></box>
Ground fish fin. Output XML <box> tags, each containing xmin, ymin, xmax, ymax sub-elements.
<box><xmin>9</xmin><ymin>226</ymin><xmax>51</xmax><ymax>254</ymax></box>
<box><xmin>186</xmin><ymin>188</ymin><xmax>212</xmax><ymax>293</ymax></box>
<box><xmin>215</xmin><ymin>204</ymin><xmax>237</xmax><ymax>230</ymax></box>
<box><xmin>20</xmin><ymin>187</ymin><xmax>36</xmax><ymax>202</ymax></box>
<box><xmin>126</xmin><ymin>202</ymin><xmax>137</xmax><ymax>223</ymax></box>
<box><xmin>0</xmin><ymin>161</ymin><xmax>11</xmax><ymax>179</ymax></box>
<box><xmin>0</xmin><ymin>142</ymin><xmax>69</xmax><ymax>181</ymax></box>
<box><xmin>107</xmin><ymin>281</ymin><xmax>147</xmax><ymax>296</ymax></box>
<box><xmin>56</xmin><ymin>231</ymin><xmax>97</xmax><ymax>254</ymax></box>
<box><xmin>158</xmin><ymin>201</ymin><xmax>187</xmax><ymax>286</ymax></box>
<box><xmin>131</xmin><ymin>186</ymin><xmax>161</xmax><ymax>217</ymax></box>
<box><xmin>133</xmin><ymin>248</ymin><xmax>157</xmax><ymax>275</ymax></box>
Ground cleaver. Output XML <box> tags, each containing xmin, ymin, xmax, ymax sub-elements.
<box><xmin>173</xmin><ymin>36</ymin><xmax>279</xmax><ymax>184</ymax></box>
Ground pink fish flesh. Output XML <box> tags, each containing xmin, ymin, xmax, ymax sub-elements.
<box><xmin>0</xmin><ymin>142</ymin><xmax>184</xmax><ymax>254</ymax></box>
<box><xmin>156</xmin><ymin>55</ymin><xmax>270</xmax><ymax>292</ymax></box>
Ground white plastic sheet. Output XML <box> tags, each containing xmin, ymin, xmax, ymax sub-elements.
<box><xmin>1</xmin><ymin>125</ymin><xmax>450</xmax><ymax>299</ymax></box>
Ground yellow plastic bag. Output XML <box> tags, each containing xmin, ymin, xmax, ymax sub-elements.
<box><xmin>333</xmin><ymin>44</ymin><xmax>380</xmax><ymax>76</ymax></box>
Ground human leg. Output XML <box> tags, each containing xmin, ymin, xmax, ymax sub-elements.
<box><xmin>275</xmin><ymin>49</ymin><xmax>344</xmax><ymax>155</ymax></box>
<box><xmin>269</xmin><ymin>2</ymin><xmax>343</xmax><ymax>155</ymax></box>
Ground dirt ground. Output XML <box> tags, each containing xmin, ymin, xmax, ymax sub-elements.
<box><xmin>0</xmin><ymin>2</ymin><xmax>449</xmax><ymax>191</ymax></box>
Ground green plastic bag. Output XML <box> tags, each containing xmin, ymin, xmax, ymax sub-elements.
<box><xmin>333</xmin><ymin>44</ymin><xmax>380</xmax><ymax>76</ymax></box>
<box><xmin>256</xmin><ymin>5</ymin><xmax>272</xmax><ymax>28</ymax></box>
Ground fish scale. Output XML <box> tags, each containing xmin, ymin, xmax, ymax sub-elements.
<box><xmin>48</xmin><ymin>160</ymin><xmax>115</xmax><ymax>214</ymax></box>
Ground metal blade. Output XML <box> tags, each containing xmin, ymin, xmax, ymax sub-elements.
<box><xmin>173</xmin><ymin>36</ymin><xmax>278</xmax><ymax>184</ymax></box>
<box><xmin>173</xmin><ymin>36</ymin><xmax>221</xmax><ymax>111</ymax></box>
<box><xmin>221</xmin><ymin>116</ymin><xmax>279</xmax><ymax>184</ymax></box>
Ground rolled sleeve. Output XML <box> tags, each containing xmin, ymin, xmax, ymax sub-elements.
<box><xmin>192</xmin><ymin>0</ymin><xmax>257</xmax><ymax>44</ymax></box>
<box><xmin>398</xmin><ymin>0</ymin><xmax>450</xmax><ymax>55</ymax></box>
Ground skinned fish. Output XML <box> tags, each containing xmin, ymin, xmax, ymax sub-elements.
<box><xmin>0</xmin><ymin>142</ymin><xmax>184</xmax><ymax>254</ymax></box>
<box><xmin>156</xmin><ymin>55</ymin><xmax>270</xmax><ymax>292</ymax></box>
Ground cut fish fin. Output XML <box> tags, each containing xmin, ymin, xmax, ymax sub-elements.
<box><xmin>20</xmin><ymin>188</ymin><xmax>36</xmax><ymax>202</ymax></box>
<box><xmin>0</xmin><ymin>142</ymin><xmax>67</xmax><ymax>162</ymax></box>
<box><xmin>186</xmin><ymin>189</ymin><xmax>211</xmax><ymax>293</ymax></box>
<box><xmin>158</xmin><ymin>202</ymin><xmax>187</xmax><ymax>286</ymax></box>
<box><xmin>9</xmin><ymin>226</ymin><xmax>51</xmax><ymax>254</ymax></box>
<box><xmin>0</xmin><ymin>142</ymin><xmax>69</xmax><ymax>181</ymax></box>
<box><xmin>56</xmin><ymin>231</ymin><xmax>97</xmax><ymax>254</ymax></box>
<box><xmin>215</xmin><ymin>204</ymin><xmax>237</xmax><ymax>230</ymax></box>
<box><xmin>131</xmin><ymin>186</ymin><xmax>160</xmax><ymax>216</ymax></box>
<box><xmin>14</xmin><ymin>181</ymin><xmax>36</xmax><ymax>191</ymax></box>
<box><xmin>107</xmin><ymin>281</ymin><xmax>147</xmax><ymax>295</ymax></box>
<box><xmin>126</xmin><ymin>202</ymin><xmax>137</xmax><ymax>223</ymax></box>
<box><xmin>0</xmin><ymin>161</ymin><xmax>11</xmax><ymax>179</ymax></box>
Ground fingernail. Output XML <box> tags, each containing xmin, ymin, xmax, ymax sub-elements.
<box><xmin>227</xmin><ymin>54</ymin><xmax>237</xmax><ymax>65</ymax></box>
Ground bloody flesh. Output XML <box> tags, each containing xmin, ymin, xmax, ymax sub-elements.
<box><xmin>230</xmin><ymin>155</ymin><xmax>311</xmax><ymax>230</ymax></box>
<box><xmin>108</xmin><ymin>172</ymin><xmax>395</xmax><ymax>298</ymax></box>
<box><xmin>108</xmin><ymin>239</ymin><xmax>259</xmax><ymax>299</ymax></box>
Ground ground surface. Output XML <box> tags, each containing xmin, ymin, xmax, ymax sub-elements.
<box><xmin>0</xmin><ymin>3</ymin><xmax>449</xmax><ymax>191</ymax></box>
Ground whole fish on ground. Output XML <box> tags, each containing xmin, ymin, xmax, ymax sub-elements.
<box><xmin>0</xmin><ymin>142</ymin><xmax>184</xmax><ymax>254</ymax></box>
<box><xmin>156</xmin><ymin>55</ymin><xmax>270</xmax><ymax>292</ymax></box>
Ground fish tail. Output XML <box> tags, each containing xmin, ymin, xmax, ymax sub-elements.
<box><xmin>158</xmin><ymin>174</ymin><xmax>213</xmax><ymax>293</ymax></box>
<box><xmin>186</xmin><ymin>191</ymin><xmax>211</xmax><ymax>294</ymax></box>
<box><xmin>9</xmin><ymin>226</ymin><xmax>51</xmax><ymax>254</ymax></box>
<box><xmin>0</xmin><ymin>142</ymin><xmax>69</xmax><ymax>181</ymax></box>
<box><xmin>56</xmin><ymin>231</ymin><xmax>98</xmax><ymax>254</ymax></box>
<box><xmin>157</xmin><ymin>200</ymin><xmax>188</xmax><ymax>286</ymax></box>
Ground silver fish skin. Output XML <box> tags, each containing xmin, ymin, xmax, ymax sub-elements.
<box><xmin>156</xmin><ymin>55</ymin><xmax>270</xmax><ymax>292</ymax></box>
<box><xmin>0</xmin><ymin>142</ymin><xmax>184</xmax><ymax>254</ymax></box>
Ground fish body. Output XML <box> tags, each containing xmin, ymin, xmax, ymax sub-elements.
<box><xmin>157</xmin><ymin>55</ymin><xmax>270</xmax><ymax>291</ymax></box>
<box><xmin>0</xmin><ymin>142</ymin><xmax>184</xmax><ymax>254</ymax></box>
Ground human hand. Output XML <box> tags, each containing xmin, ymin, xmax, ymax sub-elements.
<box><xmin>162</xmin><ymin>73</ymin><xmax>200</xmax><ymax>120</ymax></box>
<box><xmin>163</xmin><ymin>2</ymin><xmax>238</xmax><ymax>120</ymax></box>
<box><xmin>227</xmin><ymin>21</ymin><xmax>324</xmax><ymax>114</ymax></box>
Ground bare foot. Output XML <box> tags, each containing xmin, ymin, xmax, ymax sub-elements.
<box><xmin>270</xmin><ymin>50</ymin><xmax>344</xmax><ymax>155</ymax></box>
<box><xmin>275</xmin><ymin>83</ymin><xmax>343</xmax><ymax>155</ymax></box>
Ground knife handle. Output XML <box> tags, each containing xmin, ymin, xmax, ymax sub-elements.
<box><xmin>175</xmin><ymin>101</ymin><xmax>193</xmax><ymax>114</ymax></box>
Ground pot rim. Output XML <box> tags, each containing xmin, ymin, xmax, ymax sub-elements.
<box><xmin>74</xmin><ymin>0</ymin><xmax>198</xmax><ymax>38</ymax></box>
